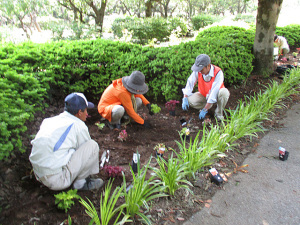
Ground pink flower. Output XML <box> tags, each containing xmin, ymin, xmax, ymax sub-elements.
<box><xmin>117</xmin><ymin>129</ymin><xmax>128</xmax><ymax>142</ymax></box>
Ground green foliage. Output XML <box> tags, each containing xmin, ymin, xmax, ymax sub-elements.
<box><xmin>122</xmin><ymin>156</ymin><xmax>167</xmax><ymax>223</ymax></box>
<box><xmin>151</xmin><ymin>154</ymin><xmax>193</xmax><ymax>196</ymax></box>
<box><xmin>175</xmin><ymin>131</ymin><xmax>224</xmax><ymax>179</ymax></box>
<box><xmin>233</xmin><ymin>14</ymin><xmax>256</xmax><ymax>24</ymax></box>
<box><xmin>95</xmin><ymin>122</ymin><xmax>105</xmax><ymax>130</ymax></box>
<box><xmin>179</xmin><ymin>127</ymin><xmax>189</xmax><ymax>136</ymax></box>
<box><xmin>111</xmin><ymin>16</ymin><xmax>188</xmax><ymax>44</ymax></box>
<box><xmin>80</xmin><ymin>179</ymin><xmax>131</xmax><ymax>225</ymax></box>
<box><xmin>276</xmin><ymin>24</ymin><xmax>300</xmax><ymax>48</ymax></box>
<box><xmin>150</xmin><ymin>104</ymin><xmax>161</xmax><ymax>113</ymax></box>
<box><xmin>0</xmin><ymin>69</ymin><xmax>46</xmax><ymax>160</ymax></box>
<box><xmin>54</xmin><ymin>189</ymin><xmax>80</xmax><ymax>213</ymax></box>
<box><xmin>48</xmin><ymin>21</ymin><xmax>67</xmax><ymax>41</ymax></box>
<box><xmin>191</xmin><ymin>14</ymin><xmax>221</xmax><ymax>30</ymax></box>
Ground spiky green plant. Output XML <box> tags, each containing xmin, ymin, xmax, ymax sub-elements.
<box><xmin>122</xmin><ymin>156</ymin><xmax>168</xmax><ymax>224</ymax></box>
<box><xmin>150</xmin><ymin>153</ymin><xmax>193</xmax><ymax>196</ymax></box>
<box><xmin>175</xmin><ymin>131</ymin><xmax>224</xmax><ymax>179</ymax></box>
<box><xmin>80</xmin><ymin>179</ymin><xmax>131</xmax><ymax>225</ymax></box>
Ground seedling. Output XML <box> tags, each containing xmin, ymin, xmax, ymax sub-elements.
<box><xmin>292</xmin><ymin>52</ymin><xmax>298</xmax><ymax>57</ymax></box>
<box><xmin>95</xmin><ymin>122</ymin><xmax>105</xmax><ymax>130</ymax></box>
<box><xmin>179</xmin><ymin>127</ymin><xmax>190</xmax><ymax>136</ymax></box>
<box><xmin>103</xmin><ymin>165</ymin><xmax>124</xmax><ymax>178</ymax></box>
<box><xmin>165</xmin><ymin>100</ymin><xmax>180</xmax><ymax>111</ymax></box>
<box><xmin>154</xmin><ymin>143</ymin><xmax>167</xmax><ymax>157</ymax></box>
<box><xmin>179</xmin><ymin>127</ymin><xmax>190</xmax><ymax>141</ymax></box>
<box><xmin>117</xmin><ymin>129</ymin><xmax>128</xmax><ymax>142</ymax></box>
<box><xmin>151</xmin><ymin>104</ymin><xmax>161</xmax><ymax>113</ymax></box>
<box><xmin>54</xmin><ymin>189</ymin><xmax>80</xmax><ymax>213</ymax></box>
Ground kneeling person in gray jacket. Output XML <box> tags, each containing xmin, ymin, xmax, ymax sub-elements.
<box><xmin>30</xmin><ymin>92</ymin><xmax>104</xmax><ymax>191</ymax></box>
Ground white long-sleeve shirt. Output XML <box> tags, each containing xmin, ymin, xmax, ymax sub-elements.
<box><xmin>274</xmin><ymin>36</ymin><xmax>290</xmax><ymax>51</ymax></box>
<box><xmin>182</xmin><ymin>65</ymin><xmax>224</xmax><ymax>104</ymax></box>
<box><xmin>29</xmin><ymin>111</ymin><xmax>91</xmax><ymax>178</ymax></box>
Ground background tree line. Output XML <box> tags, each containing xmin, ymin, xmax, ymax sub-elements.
<box><xmin>0</xmin><ymin>0</ymin><xmax>257</xmax><ymax>37</ymax></box>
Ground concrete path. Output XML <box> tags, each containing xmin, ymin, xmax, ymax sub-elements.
<box><xmin>184</xmin><ymin>103</ymin><xmax>300</xmax><ymax>225</ymax></box>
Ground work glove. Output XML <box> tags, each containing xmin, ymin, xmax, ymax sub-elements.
<box><xmin>146</xmin><ymin>104</ymin><xmax>154</xmax><ymax>116</ymax></box>
<box><xmin>199</xmin><ymin>108</ymin><xmax>208</xmax><ymax>120</ymax></box>
<box><xmin>182</xmin><ymin>97</ymin><xmax>189</xmax><ymax>111</ymax></box>
<box><xmin>143</xmin><ymin>120</ymin><xmax>152</xmax><ymax>129</ymax></box>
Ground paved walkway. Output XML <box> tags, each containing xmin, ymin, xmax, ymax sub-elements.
<box><xmin>184</xmin><ymin>103</ymin><xmax>300</xmax><ymax>225</ymax></box>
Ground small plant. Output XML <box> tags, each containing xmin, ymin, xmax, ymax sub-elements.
<box><xmin>151</xmin><ymin>104</ymin><xmax>161</xmax><ymax>113</ymax></box>
<box><xmin>103</xmin><ymin>165</ymin><xmax>124</xmax><ymax>178</ymax></box>
<box><xmin>179</xmin><ymin>127</ymin><xmax>190</xmax><ymax>136</ymax></box>
<box><xmin>154</xmin><ymin>143</ymin><xmax>167</xmax><ymax>156</ymax></box>
<box><xmin>80</xmin><ymin>179</ymin><xmax>131</xmax><ymax>225</ymax></box>
<box><xmin>292</xmin><ymin>52</ymin><xmax>298</xmax><ymax>57</ymax></box>
<box><xmin>122</xmin><ymin>157</ymin><xmax>168</xmax><ymax>223</ymax></box>
<box><xmin>117</xmin><ymin>129</ymin><xmax>128</xmax><ymax>142</ymax></box>
<box><xmin>151</xmin><ymin>153</ymin><xmax>193</xmax><ymax>196</ymax></box>
<box><xmin>165</xmin><ymin>100</ymin><xmax>180</xmax><ymax>111</ymax></box>
<box><xmin>54</xmin><ymin>189</ymin><xmax>80</xmax><ymax>213</ymax></box>
<box><xmin>95</xmin><ymin>122</ymin><xmax>105</xmax><ymax>130</ymax></box>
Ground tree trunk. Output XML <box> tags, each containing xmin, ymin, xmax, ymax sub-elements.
<box><xmin>30</xmin><ymin>13</ymin><xmax>42</xmax><ymax>32</ymax></box>
<box><xmin>18</xmin><ymin>16</ymin><xmax>30</xmax><ymax>39</ymax></box>
<box><xmin>145</xmin><ymin>1</ymin><xmax>152</xmax><ymax>17</ymax></box>
<box><xmin>253</xmin><ymin>0</ymin><xmax>283</xmax><ymax>76</ymax></box>
<box><xmin>89</xmin><ymin>0</ymin><xmax>107</xmax><ymax>33</ymax></box>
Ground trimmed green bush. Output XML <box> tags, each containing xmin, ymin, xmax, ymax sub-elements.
<box><xmin>233</xmin><ymin>14</ymin><xmax>256</xmax><ymax>24</ymax></box>
<box><xmin>111</xmin><ymin>17</ymin><xmax>188</xmax><ymax>44</ymax></box>
<box><xmin>0</xmin><ymin>70</ymin><xmax>46</xmax><ymax>160</ymax></box>
<box><xmin>191</xmin><ymin>14</ymin><xmax>221</xmax><ymax>30</ymax></box>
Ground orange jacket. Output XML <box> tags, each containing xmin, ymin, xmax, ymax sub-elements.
<box><xmin>98</xmin><ymin>78</ymin><xmax>150</xmax><ymax>124</ymax></box>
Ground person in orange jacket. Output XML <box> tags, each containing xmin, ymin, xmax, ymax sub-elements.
<box><xmin>98</xmin><ymin>71</ymin><xmax>153</xmax><ymax>129</ymax></box>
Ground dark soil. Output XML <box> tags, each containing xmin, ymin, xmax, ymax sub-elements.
<box><xmin>1</xmin><ymin>55</ymin><xmax>299</xmax><ymax>225</ymax></box>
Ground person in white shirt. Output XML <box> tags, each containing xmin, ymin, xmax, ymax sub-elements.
<box><xmin>274</xmin><ymin>34</ymin><xmax>290</xmax><ymax>60</ymax></box>
<box><xmin>182</xmin><ymin>54</ymin><xmax>230</xmax><ymax>121</ymax></box>
<box><xmin>29</xmin><ymin>93</ymin><xmax>104</xmax><ymax>191</ymax></box>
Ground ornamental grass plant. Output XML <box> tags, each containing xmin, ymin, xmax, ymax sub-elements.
<box><xmin>175</xmin><ymin>131</ymin><xmax>223</xmax><ymax>179</ymax></box>
<box><xmin>150</xmin><ymin>153</ymin><xmax>193</xmax><ymax>196</ymax></box>
<box><xmin>122</xmin><ymin>158</ymin><xmax>168</xmax><ymax>224</ymax></box>
<box><xmin>80</xmin><ymin>179</ymin><xmax>131</xmax><ymax>225</ymax></box>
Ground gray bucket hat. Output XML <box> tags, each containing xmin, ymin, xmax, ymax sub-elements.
<box><xmin>191</xmin><ymin>54</ymin><xmax>211</xmax><ymax>72</ymax></box>
<box><xmin>122</xmin><ymin>71</ymin><xmax>149</xmax><ymax>94</ymax></box>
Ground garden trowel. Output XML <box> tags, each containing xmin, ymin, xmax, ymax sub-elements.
<box><xmin>100</xmin><ymin>150</ymin><xmax>110</xmax><ymax>168</ymax></box>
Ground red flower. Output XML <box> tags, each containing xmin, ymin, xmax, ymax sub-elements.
<box><xmin>165</xmin><ymin>100</ymin><xmax>180</xmax><ymax>111</ymax></box>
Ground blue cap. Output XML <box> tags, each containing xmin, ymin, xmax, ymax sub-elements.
<box><xmin>64</xmin><ymin>93</ymin><xmax>94</xmax><ymax>115</ymax></box>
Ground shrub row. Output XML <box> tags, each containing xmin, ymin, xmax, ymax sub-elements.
<box><xmin>111</xmin><ymin>16</ymin><xmax>189</xmax><ymax>44</ymax></box>
<box><xmin>191</xmin><ymin>14</ymin><xmax>221</xmax><ymax>30</ymax></box>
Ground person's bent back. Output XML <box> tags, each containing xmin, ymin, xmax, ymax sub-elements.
<box><xmin>29</xmin><ymin>93</ymin><xmax>104</xmax><ymax>191</ymax></box>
